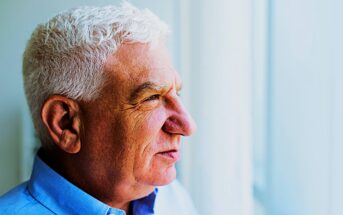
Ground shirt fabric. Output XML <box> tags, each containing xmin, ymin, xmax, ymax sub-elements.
<box><xmin>0</xmin><ymin>155</ymin><xmax>197</xmax><ymax>215</ymax></box>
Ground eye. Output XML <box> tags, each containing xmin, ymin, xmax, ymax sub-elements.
<box><xmin>144</xmin><ymin>94</ymin><xmax>161</xmax><ymax>102</ymax></box>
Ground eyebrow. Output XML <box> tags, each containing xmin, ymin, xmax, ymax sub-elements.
<box><xmin>129</xmin><ymin>82</ymin><xmax>168</xmax><ymax>102</ymax></box>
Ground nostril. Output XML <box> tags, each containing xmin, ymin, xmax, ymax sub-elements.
<box><xmin>162</xmin><ymin>115</ymin><xmax>196</xmax><ymax>136</ymax></box>
<box><xmin>162</xmin><ymin>118</ymin><xmax>179</xmax><ymax>134</ymax></box>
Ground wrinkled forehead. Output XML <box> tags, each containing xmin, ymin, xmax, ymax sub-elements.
<box><xmin>103</xmin><ymin>42</ymin><xmax>181</xmax><ymax>94</ymax></box>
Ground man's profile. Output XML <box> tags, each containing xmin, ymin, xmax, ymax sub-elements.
<box><xmin>0</xmin><ymin>2</ymin><xmax>197</xmax><ymax>215</ymax></box>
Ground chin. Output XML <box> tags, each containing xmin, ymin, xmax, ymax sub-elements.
<box><xmin>149</xmin><ymin>165</ymin><xmax>177</xmax><ymax>186</ymax></box>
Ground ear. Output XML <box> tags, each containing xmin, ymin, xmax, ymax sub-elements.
<box><xmin>41</xmin><ymin>95</ymin><xmax>82</xmax><ymax>154</ymax></box>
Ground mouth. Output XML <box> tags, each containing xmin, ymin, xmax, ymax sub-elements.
<box><xmin>156</xmin><ymin>149</ymin><xmax>180</xmax><ymax>162</ymax></box>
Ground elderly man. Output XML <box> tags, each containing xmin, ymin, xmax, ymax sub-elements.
<box><xmin>0</xmin><ymin>2</ymin><xmax>197</xmax><ymax>215</ymax></box>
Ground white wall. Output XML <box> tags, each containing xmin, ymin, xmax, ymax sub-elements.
<box><xmin>266</xmin><ymin>0</ymin><xmax>343</xmax><ymax>214</ymax></box>
<box><xmin>180</xmin><ymin>0</ymin><xmax>254</xmax><ymax>214</ymax></box>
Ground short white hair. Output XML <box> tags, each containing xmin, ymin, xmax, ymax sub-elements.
<box><xmin>23</xmin><ymin>2</ymin><xmax>169</xmax><ymax>146</ymax></box>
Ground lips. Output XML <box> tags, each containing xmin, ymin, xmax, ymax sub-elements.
<box><xmin>156</xmin><ymin>149</ymin><xmax>180</xmax><ymax>162</ymax></box>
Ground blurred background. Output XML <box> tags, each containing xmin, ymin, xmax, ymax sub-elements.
<box><xmin>0</xmin><ymin>0</ymin><xmax>342</xmax><ymax>215</ymax></box>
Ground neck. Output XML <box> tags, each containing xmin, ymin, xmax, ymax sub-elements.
<box><xmin>38</xmin><ymin>148</ymin><xmax>154</xmax><ymax>213</ymax></box>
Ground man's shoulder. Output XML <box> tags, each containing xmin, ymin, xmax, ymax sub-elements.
<box><xmin>155</xmin><ymin>180</ymin><xmax>198</xmax><ymax>215</ymax></box>
<box><xmin>0</xmin><ymin>182</ymin><xmax>52</xmax><ymax>215</ymax></box>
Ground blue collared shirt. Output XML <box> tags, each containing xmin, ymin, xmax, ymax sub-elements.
<box><xmin>0</xmin><ymin>155</ymin><xmax>198</xmax><ymax>215</ymax></box>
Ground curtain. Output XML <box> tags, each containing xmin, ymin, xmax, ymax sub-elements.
<box><xmin>177</xmin><ymin>0</ymin><xmax>254</xmax><ymax>214</ymax></box>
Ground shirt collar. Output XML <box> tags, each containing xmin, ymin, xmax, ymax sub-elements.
<box><xmin>27</xmin><ymin>154</ymin><xmax>158</xmax><ymax>215</ymax></box>
<box><xmin>130</xmin><ymin>188</ymin><xmax>158</xmax><ymax>215</ymax></box>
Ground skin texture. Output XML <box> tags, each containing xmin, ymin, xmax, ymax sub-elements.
<box><xmin>40</xmin><ymin>42</ymin><xmax>196</xmax><ymax>213</ymax></box>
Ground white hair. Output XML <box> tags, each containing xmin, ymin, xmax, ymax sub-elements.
<box><xmin>23</xmin><ymin>2</ymin><xmax>169</xmax><ymax>146</ymax></box>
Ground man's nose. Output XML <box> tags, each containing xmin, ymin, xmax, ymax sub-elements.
<box><xmin>162</xmin><ymin>97</ymin><xmax>197</xmax><ymax>136</ymax></box>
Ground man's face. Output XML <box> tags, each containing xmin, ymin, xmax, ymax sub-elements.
<box><xmin>80</xmin><ymin>42</ymin><xmax>196</xmax><ymax>194</ymax></box>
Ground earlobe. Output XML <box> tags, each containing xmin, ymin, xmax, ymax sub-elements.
<box><xmin>41</xmin><ymin>95</ymin><xmax>81</xmax><ymax>154</ymax></box>
<box><xmin>59</xmin><ymin>129</ymin><xmax>81</xmax><ymax>153</ymax></box>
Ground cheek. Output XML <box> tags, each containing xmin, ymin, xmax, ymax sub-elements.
<box><xmin>131</xmin><ymin>109</ymin><xmax>177</xmax><ymax>185</ymax></box>
<box><xmin>131</xmin><ymin>108</ymin><xmax>167</xmax><ymax>164</ymax></box>
<box><xmin>129</xmin><ymin>107</ymin><xmax>167</xmax><ymax>146</ymax></box>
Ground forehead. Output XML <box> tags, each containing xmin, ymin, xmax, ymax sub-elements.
<box><xmin>104</xmin><ymin>42</ymin><xmax>181</xmax><ymax>91</ymax></box>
